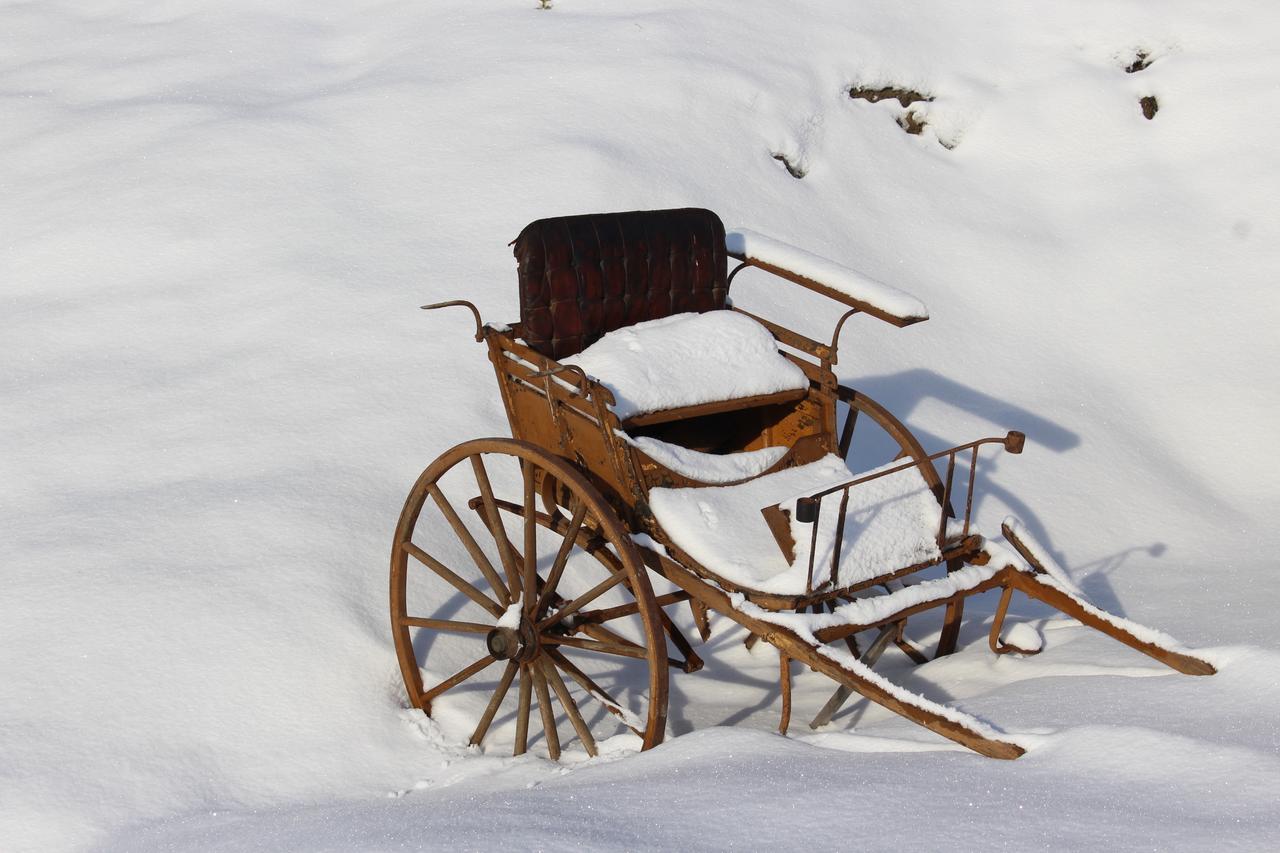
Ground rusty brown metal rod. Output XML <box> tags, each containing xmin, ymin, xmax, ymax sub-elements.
<box><xmin>527</xmin><ymin>363</ymin><xmax>591</xmax><ymax>387</ymax></box>
<box><xmin>787</xmin><ymin>432</ymin><xmax>1022</xmax><ymax>591</ymax></box>
<box><xmin>827</xmin><ymin>307</ymin><xmax>861</xmax><ymax>366</ymax></box>
<box><xmin>796</xmin><ymin>432</ymin><xmax>1024</xmax><ymax>509</ymax></box>
<box><xmin>420</xmin><ymin>299</ymin><xmax>484</xmax><ymax>342</ymax></box>
<box><xmin>936</xmin><ymin>451</ymin><xmax>957</xmax><ymax>547</ymax></box>
<box><xmin>803</xmin><ymin>494</ymin><xmax>822</xmax><ymax>594</ymax></box>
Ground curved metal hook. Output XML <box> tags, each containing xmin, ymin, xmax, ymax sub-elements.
<box><xmin>420</xmin><ymin>300</ymin><xmax>484</xmax><ymax>342</ymax></box>
<box><xmin>726</xmin><ymin>260</ymin><xmax>752</xmax><ymax>295</ymax></box>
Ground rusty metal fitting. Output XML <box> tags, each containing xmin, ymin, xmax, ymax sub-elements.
<box><xmin>1004</xmin><ymin>431</ymin><xmax>1026</xmax><ymax>454</ymax></box>
<box><xmin>795</xmin><ymin>497</ymin><xmax>819</xmax><ymax>524</ymax></box>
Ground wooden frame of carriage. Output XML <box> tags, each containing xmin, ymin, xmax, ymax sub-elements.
<box><xmin>391</xmin><ymin>208</ymin><xmax>1213</xmax><ymax>761</ymax></box>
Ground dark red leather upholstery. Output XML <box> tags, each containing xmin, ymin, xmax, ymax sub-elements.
<box><xmin>514</xmin><ymin>208</ymin><xmax>728</xmax><ymax>360</ymax></box>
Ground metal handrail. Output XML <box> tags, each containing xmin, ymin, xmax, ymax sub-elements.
<box><xmin>782</xmin><ymin>431</ymin><xmax>1025</xmax><ymax>594</ymax></box>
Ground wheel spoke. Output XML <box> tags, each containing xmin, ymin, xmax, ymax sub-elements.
<box><xmin>470</xmin><ymin>660</ymin><xmax>518</xmax><ymax>747</ymax></box>
<box><xmin>540</xmin><ymin>658</ymin><xmax>597</xmax><ymax>757</ymax></box>
<box><xmin>532</xmin><ymin>662</ymin><xmax>560</xmax><ymax>760</ymax></box>
<box><xmin>428</xmin><ymin>483</ymin><xmax>509</xmax><ymax>605</ymax></box>
<box><xmin>547</xmin><ymin>648</ymin><xmax>643</xmax><ymax>735</ymax></box>
<box><xmin>521</xmin><ymin>462</ymin><xmax>538</xmax><ymax>614</ymax></box>
<box><xmin>470</xmin><ymin>454</ymin><xmax>522</xmax><ymax>597</ymax></box>
<box><xmin>580</xmin><ymin>622</ymin><xmax>642</xmax><ymax>650</ymax></box>
<box><xmin>402</xmin><ymin>541</ymin><xmax>502</xmax><ymax>618</ymax></box>
<box><xmin>400</xmin><ymin>617</ymin><xmax>493</xmax><ymax>634</ymax></box>
<box><xmin>838</xmin><ymin>406</ymin><xmax>858</xmax><ymax>457</ymax></box>
<box><xmin>514</xmin><ymin>663</ymin><xmax>532</xmax><ymax>756</ymax></box>
<box><xmin>538</xmin><ymin>569</ymin><xmax>627</xmax><ymax>629</ymax></box>
<box><xmin>422</xmin><ymin>654</ymin><xmax>497</xmax><ymax>705</ymax></box>
<box><xmin>654</xmin><ymin>606</ymin><xmax>703</xmax><ymax>672</ymax></box>
<box><xmin>541</xmin><ymin>634</ymin><xmax>648</xmax><ymax>660</ymax></box>
<box><xmin>534</xmin><ymin>498</ymin><xmax>588</xmax><ymax>617</ymax></box>
<box><xmin>576</xmin><ymin>591</ymin><xmax>690</xmax><ymax>625</ymax></box>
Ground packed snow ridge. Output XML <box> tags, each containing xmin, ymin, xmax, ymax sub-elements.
<box><xmin>726</xmin><ymin>229</ymin><xmax>929</xmax><ymax>322</ymax></box>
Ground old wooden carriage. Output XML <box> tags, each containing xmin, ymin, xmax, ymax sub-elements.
<box><xmin>391</xmin><ymin>208</ymin><xmax>1213</xmax><ymax>760</ymax></box>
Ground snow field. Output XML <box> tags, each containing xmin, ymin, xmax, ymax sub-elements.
<box><xmin>3</xmin><ymin>0</ymin><xmax>1279</xmax><ymax>850</ymax></box>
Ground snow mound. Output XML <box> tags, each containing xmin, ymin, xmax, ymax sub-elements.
<box><xmin>563</xmin><ymin>311</ymin><xmax>808</xmax><ymax>421</ymax></box>
<box><xmin>726</xmin><ymin>228</ymin><xmax>928</xmax><ymax>322</ymax></box>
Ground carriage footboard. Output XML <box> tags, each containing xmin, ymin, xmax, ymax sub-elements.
<box><xmin>761</xmin><ymin>431</ymin><xmax>1025</xmax><ymax>595</ymax></box>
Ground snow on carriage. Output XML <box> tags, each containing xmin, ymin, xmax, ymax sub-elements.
<box><xmin>391</xmin><ymin>208</ymin><xmax>1214</xmax><ymax>760</ymax></box>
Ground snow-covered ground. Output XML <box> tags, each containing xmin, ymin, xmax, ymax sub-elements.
<box><xmin>3</xmin><ymin>1</ymin><xmax>1279</xmax><ymax>849</ymax></box>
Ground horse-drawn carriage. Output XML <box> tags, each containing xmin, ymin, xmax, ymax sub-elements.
<box><xmin>391</xmin><ymin>208</ymin><xmax>1213</xmax><ymax>760</ymax></box>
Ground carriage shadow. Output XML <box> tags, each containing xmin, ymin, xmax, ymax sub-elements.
<box><xmin>845</xmin><ymin>368</ymin><xmax>1165</xmax><ymax>615</ymax></box>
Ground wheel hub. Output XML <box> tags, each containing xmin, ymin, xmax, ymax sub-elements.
<box><xmin>486</xmin><ymin>617</ymin><xmax>539</xmax><ymax>662</ymax></box>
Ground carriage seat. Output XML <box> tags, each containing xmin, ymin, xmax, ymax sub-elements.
<box><xmin>513</xmin><ymin>208</ymin><xmax>808</xmax><ymax>428</ymax></box>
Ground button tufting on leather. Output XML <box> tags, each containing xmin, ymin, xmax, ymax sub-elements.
<box><xmin>514</xmin><ymin>208</ymin><xmax>728</xmax><ymax>360</ymax></box>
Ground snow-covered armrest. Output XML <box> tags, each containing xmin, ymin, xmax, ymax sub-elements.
<box><xmin>725</xmin><ymin>229</ymin><xmax>929</xmax><ymax>327</ymax></box>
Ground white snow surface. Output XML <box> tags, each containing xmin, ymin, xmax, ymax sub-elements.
<box><xmin>562</xmin><ymin>310</ymin><xmax>808</xmax><ymax>420</ymax></box>
<box><xmin>649</xmin><ymin>454</ymin><xmax>941</xmax><ymax>594</ymax></box>
<box><xmin>4</xmin><ymin>1</ymin><xmax>1280</xmax><ymax>851</ymax></box>
<box><xmin>1003</xmin><ymin>622</ymin><xmax>1044</xmax><ymax>653</ymax></box>
<box><xmin>620</xmin><ymin>433</ymin><xmax>788</xmax><ymax>484</ymax></box>
<box><xmin>726</xmin><ymin>227</ymin><xmax>929</xmax><ymax>321</ymax></box>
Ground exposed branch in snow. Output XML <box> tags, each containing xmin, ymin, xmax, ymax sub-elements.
<box><xmin>897</xmin><ymin>110</ymin><xmax>927</xmax><ymax>136</ymax></box>
<box><xmin>771</xmin><ymin>151</ymin><xmax>806</xmax><ymax>179</ymax></box>
<box><xmin>1126</xmin><ymin>50</ymin><xmax>1153</xmax><ymax>73</ymax></box>
<box><xmin>848</xmin><ymin>84</ymin><xmax>950</xmax><ymax>147</ymax></box>
<box><xmin>848</xmin><ymin>85</ymin><xmax>933</xmax><ymax>107</ymax></box>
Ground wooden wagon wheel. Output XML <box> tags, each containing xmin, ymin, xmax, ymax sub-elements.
<box><xmin>391</xmin><ymin>438</ymin><xmax>668</xmax><ymax>758</ymax></box>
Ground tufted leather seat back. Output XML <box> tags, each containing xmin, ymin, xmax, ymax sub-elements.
<box><xmin>514</xmin><ymin>208</ymin><xmax>728</xmax><ymax>360</ymax></box>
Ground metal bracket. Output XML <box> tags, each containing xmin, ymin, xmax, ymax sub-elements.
<box><xmin>827</xmin><ymin>307</ymin><xmax>861</xmax><ymax>367</ymax></box>
<box><xmin>528</xmin><ymin>363</ymin><xmax>590</xmax><ymax>386</ymax></box>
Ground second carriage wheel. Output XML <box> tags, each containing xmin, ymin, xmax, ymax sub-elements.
<box><xmin>835</xmin><ymin>384</ymin><xmax>944</xmax><ymax>497</ymax></box>
<box><xmin>391</xmin><ymin>438</ymin><xmax>668</xmax><ymax>758</ymax></box>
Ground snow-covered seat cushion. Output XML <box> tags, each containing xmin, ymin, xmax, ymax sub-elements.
<box><xmin>562</xmin><ymin>310</ymin><xmax>808</xmax><ymax>423</ymax></box>
<box><xmin>649</xmin><ymin>454</ymin><xmax>943</xmax><ymax>595</ymax></box>
<box><xmin>621</xmin><ymin>433</ymin><xmax>788</xmax><ymax>484</ymax></box>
